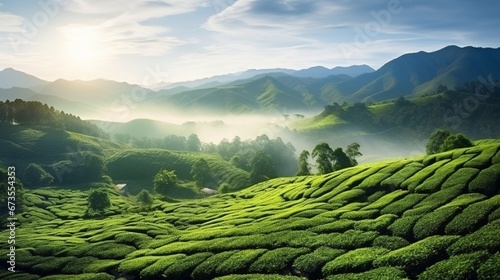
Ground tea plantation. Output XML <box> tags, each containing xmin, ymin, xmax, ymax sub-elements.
<box><xmin>1</xmin><ymin>140</ymin><xmax>500</xmax><ymax>279</ymax></box>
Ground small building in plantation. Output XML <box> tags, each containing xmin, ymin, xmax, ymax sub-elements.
<box><xmin>201</xmin><ymin>187</ymin><xmax>217</xmax><ymax>196</ymax></box>
<box><xmin>115</xmin><ymin>184</ymin><xmax>128</xmax><ymax>195</ymax></box>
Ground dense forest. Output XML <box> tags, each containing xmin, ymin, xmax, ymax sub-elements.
<box><xmin>0</xmin><ymin>99</ymin><xmax>105</xmax><ymax>138</ymax></box>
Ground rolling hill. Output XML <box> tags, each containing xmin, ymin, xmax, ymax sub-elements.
<box><xmin>1</xmin><ymin>139</ymin><xmax>499</xmax><ymax>279</ymax></box>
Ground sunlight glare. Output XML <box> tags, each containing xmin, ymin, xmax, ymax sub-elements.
<box><xmin>63</xmin><ymin>26</ymin><xmax>104</xmax><ymax>66</ymax></box>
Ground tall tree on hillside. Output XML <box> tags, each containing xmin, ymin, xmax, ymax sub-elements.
<box><xmin>441</xmin><ymin>133</ymin><xmax>473</xmax><ymax>152</ymax></box>
<box><xmin>426</xmin><ymin>129</ymin><xmax>451</xmax><ymax>154</ymax></box>
<box><xmin>345</xmin><ymin>143</ymin><xmax>362</xmax><ymax>166</ymax></box>
<box><xmin>191</xmin><ymin>158</ymin><xmax>212</xmax><ymax>189</ymax></box>
<box><xmin>153</xmin><ymin>169</ymin><xmax>178</xmax><ymax>197</ymax></box>
<box><xmin>249</xmin><ymin>151</ymin><xmax>277</xmax><ymax>184</ymax></box>
<box><xmin>296</xmin><ymin>150</ymin><xmax>311</xmax><ymax>176</ymax></box>
<box><xmin>86</xmin><ymin>188</ymin><xmax>111</xmax><ymax>215</ymax></box>
<box><xmin>312</xmin><ymin>143</ymin><xmax>335</xmax><ymax>174</ymax></box>
<box><xmin>332</xmin><ymin>148</ymin><xmax>353</xmax><ymax>171</ymax></box>
<box><xmin>187</xmin><ymin>134</ymin><xmax>201</xmax><ymax>152</ymax></box>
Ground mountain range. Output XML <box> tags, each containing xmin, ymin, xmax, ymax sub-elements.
<box><xmin>1</xmin><ymin>46</ymin><xmax>499</xmax><ymax>118</ymax></box>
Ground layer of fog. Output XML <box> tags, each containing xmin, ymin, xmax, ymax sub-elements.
<box><xmin>89</xmin><ymin>110</ymin><xmax>427</xmax><ymax>165</ymax></box>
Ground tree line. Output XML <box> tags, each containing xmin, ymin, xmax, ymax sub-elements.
<box><xmin>0</xmin><ymin>99</ymin><xmax>105</xmax><ymax>138</ymax></box>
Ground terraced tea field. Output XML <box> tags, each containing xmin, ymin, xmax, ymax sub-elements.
<box><xmin>1</xmin><ymin>140</ymin><xmax>500</xmax><ymax>279</ymax></box>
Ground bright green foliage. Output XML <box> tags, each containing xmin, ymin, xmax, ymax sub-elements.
<box><xmin>418</xmin><ymin>251</ymin><xmax>489</xmax><ymax>280</ymax></box>
<box><xmin>477</xmin><ymin>252</ymin><xmax>500</xmax><ymax>280</ymax></box>
<box><xmin>441</xmin><ymin>167</ymin><xmax>479</xmax><ymax>189</ymax></box>
<box><xmin>292</xmin><ymin>247</ymin><xmax>345</xmax><ymax>278</ymax></box>
<box><xmin>381</xmin><ymin>193</ymin><xmax>427</xmax><ymax>215</ymax></box>
<box><xmin>4</xmin><ymin>139</ymin><xmax>500</xmax><ymax>280</ymax></box>
<box><xmin>468</xmin><ymin>164</ymin><xmax>500</xmax><ymax>195</ymax></box>
<box><xmin>153</xmin><ymin>169</ymin><xmax>178</xmax><ymax>196</ymax></box>
<box><xmin>313</xmin><ymin>230</ymin><xmax>379</xmax><ymax>249</ymax></box>
<box><xmin>401</xmin><ymin>159</ymin><xmax>449</xmax><ymax>191</ymax></box>
<box><xmin>216</xmin><ymin>249</ymin><xmax>267</xmax><ymax>275</ymax></box>
<box><xmin>381</xmin><ymin>162</ymin><xmax>424</xmax><ymax>188</ymax></box>
<box><xmin>309</xmin><ymin>220</ymin><xmax>355</xmax><ymax>234</ymax></box>
<box><xmin>248</xmin><ymin>247</ymin><xmax>309</xmax><ymax>274</ymax></box>
<box><xmin>191</xmin><ymin>251</ymin><xmax>238</xmax><ymax>279</ymax></box>
<box><xmin>117</xmin><ymin>256</ymin><xmax>161</xmax><ymax>274</ymax></box>
<box><xmin>445</xmin><ymin>196</ymin><xmax>500</xmax><ymax>235</ymax></box>
<box><xmin>164</xmin><ymin>252</ymin><xmax>213</xmax><ymax>279</ymax></box>
<box><xmin>139</xmin><ymin>254</ymin><xmax>185</xmax><ymax>278</ymax></box>
<box><xmin>86</xmin><ymin>189</ymin><xmax>111</xmax><ymax>214</ymax></box>
<box><xmin>322</xmin><ymin>247</ymin><xmax>389</xmax><ymax>275</ymax></box>
<box><xmin>374</xmin><ymin>236</ymin><xmax>460</xmax><ymax>273</ymax></box>
<box><xmin>464</xmin><ymin>146</ymin><xmax>498</xmax><ymax>168</ymax></box>
<box><xmin>326</xmin><ymin>266</ymin><xmax>407</xmax><ymax>280</ymax></box>
<box><xmin>372</xmin><ymin>235</ymin><xmax>410</xmax><ymax>250</ymax></box>
<box><xmin>354</xmin><ymin>214</ymin><xmax>398</xmax><ymax>232</ymax></box>
<box><xmin>387</xmin><ymin>215</ymin><xmax>421</xmax><ymax>239</ymax></box>
<box><xmin>448</xmin><ymin>220</ymin><xmax>500</xmax><ymax>255</ymax></box>
<box><xmin>413</xmin><ymin>206</ymin><xmax>461</xmax><ymax>239</ymax></box>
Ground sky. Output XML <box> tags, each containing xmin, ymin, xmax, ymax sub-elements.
<box><xmin>0</xmin><ymin>0</ymin><xmax>499</xmax><ymax>85</ymax></box>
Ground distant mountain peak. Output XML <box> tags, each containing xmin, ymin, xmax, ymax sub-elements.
<box><xmin>0</xmin><ymin>67</ymin><xmax>48</xmax><ymax>89</ymax></box>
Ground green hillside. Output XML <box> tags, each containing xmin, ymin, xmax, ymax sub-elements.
<box><xmin>105</xmin><ymin>149</ymin><xmax>250</xmax><ymax>193</ymax></box>
<box><xmin>292</xmin><ymin>91</ymin><xmax>500</xmax><ymax>143</ymax></box>
<box><xmin>2</xmin><ymin>139</ymin><xmax>499</xmax><ymax>279</ymax></box>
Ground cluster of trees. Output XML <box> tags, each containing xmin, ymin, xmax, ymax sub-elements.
<box><xmin>426</xmin><ymin>129</ymin><xmax>473</xmax><ymax>154</ymax></box>
<box><xmin>0</xmin><ymin>99</ymin><xmax>105</xmax><ymax>138</ymax></box>
<box><xmin>297</xmin><ymin>142</ymin><xmax>362</xmax><ymax>175</ymax></box>
<box><xmin>216</xmin><ymin>135</ymin><xmax>297</xmax><ymax>176</ymax></box>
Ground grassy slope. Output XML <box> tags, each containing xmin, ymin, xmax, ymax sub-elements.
<box><xmin>1</xmin><ymin>140</ymin><xmax>500</xmax><ymax>279</ymax></box>
<box><xmin>0</xmin><ymin>123</ymin><xmax>121</xmax><ymax>166</ymax></box>
<box><xmin>0</xmin><ymin>123</ymin><xmax>249</xmax><ymax>193</ymax></box>
<box><xmin>105</xmin><ymin>149</ymin><xmax>250</xmax><ymax>193</ymax></box>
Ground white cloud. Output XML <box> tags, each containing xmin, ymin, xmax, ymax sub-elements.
<box><xmin>0</xmin><ymin>12</ymin><xmax>24</xmax><ymax>33</ymax></box>
<box><xmin>55</xmin><ymin>0</ymin><xmax>207</xmax><ymax>57</ymax></box>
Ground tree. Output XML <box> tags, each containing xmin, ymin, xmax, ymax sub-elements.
<box><xmin>426</xmin><ymin>129</ymin><xmax>451</xmax><ymax>155</ymax></box>
<box><xmin>86</xmin><ymin>189</ymin><xmax>111</xmax><ymax>214</ymax></box>
<box><xmin>23</xmin><ymin>163</ymin><xmax>54</xmax><ymax>187</ymax></box>
<box><xmin>137</xmin><ymin>190</ymin><xmax>153</xmax><ymax>208</ymax></box>
<box><xmin>187</xmin><ymin>134</ymin><xmax>201</xmax><ymax>152</ymax></box>
<box><xmin>191</xmin><ymin>158</ymin><xmax>212</xmax><ymax>189</ymax></box>
<box><xmin>345</xmin><ymin>143</ymin><xmax>362</xmax><ymax>166</ymax></box>
<box><xmin>312</xmin><ymin>143</ymin><xmax>335</xmax><ymax>174</ymax></box>
<box><xmin>441</xmin><ymin>134</ymin><xmax>473</xmax><ymax>152</ymax></box>
<box><xmin>153</xmin><ymin>169</ymin><xmax>178</xmax><ymax>196</ymax></box>
<box><xmin>296</xmin><ymin>150</ymin><xmax>311</xmax><ymax>176</ymax></box>
<box><xmin>332</xmin><ymin>148</ymin><xmax>352</xmax><ymax>171</ymax></box>
<box><xmin>249</xmin><ymin>151</ymin><xmax>277</xmax><ymax>184</ymax></box>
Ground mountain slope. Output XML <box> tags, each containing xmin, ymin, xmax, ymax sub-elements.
<box><xmin>2</xmin><ymin>140</ymin><xmax>500</xmax><ymax>279</ymax></box>
<box><xmin>0</xmin><ymin>68</ymin><xmax>49</xmax><ymax>89</ymax></box>
<box><xmin>331</xmin><ymin>46</ymin><xmax>500</xmax><ymax>102</ymax></box>
<box><xmin>146</xmin><ymin>76</ymin><xmax>321</xmax><ymax>114</ymax></box>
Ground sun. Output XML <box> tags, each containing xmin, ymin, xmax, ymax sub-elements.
<box><xmin>62</xmin><ymin>25</ymin><xmax>104</xmax><ymax>66</ymax></box>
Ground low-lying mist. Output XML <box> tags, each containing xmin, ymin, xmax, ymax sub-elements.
<box><xmin>88</xmin><ymin>109</ymin><xmax>427</xmax><ymax>166</ymax></box>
